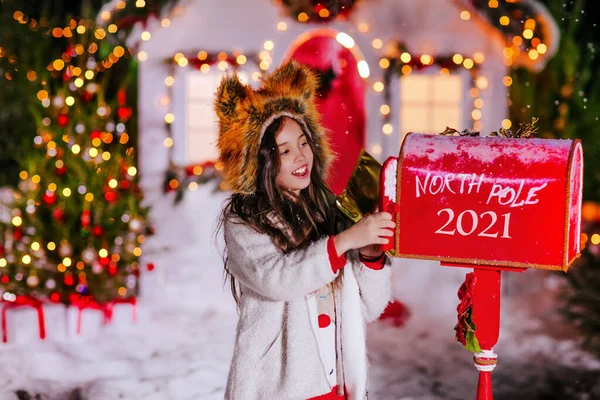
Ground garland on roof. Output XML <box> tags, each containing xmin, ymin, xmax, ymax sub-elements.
<box><xmin>275</xmin><ymin>0</ymin><xmax>361</xmax><ymax>23</ymax></box>
<box><xmin>465</xmin><ymin>0</ymin><xmax>550</xmax><ymax>53</ymax></box>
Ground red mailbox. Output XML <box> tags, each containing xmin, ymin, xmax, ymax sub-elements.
<box><xmin>379</xmin><ymin>133</ymin><xmax>583</xmax><ymax>400</ymax></box>
<box><xmin>387</xmin><ymin>133</ymin><xmax>583</xmax><ymax>271</ymax></box>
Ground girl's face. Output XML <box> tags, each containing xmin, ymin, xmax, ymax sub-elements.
<box><xmin>275</xmin><ymin>118</ymin><xmax>314</xmax><ymax>194</ymax></box>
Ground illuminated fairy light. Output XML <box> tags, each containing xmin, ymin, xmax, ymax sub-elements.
<box><xmin>236</xmin><ymin>55</ymin><xmax>247</xmax><ymax>65</ymax></box>
<box><xmin>537</xmin><ymin>44</ymin><xmax>547</xmax><ymax>54</ymax></box>
<box><xmin>177</xmin><ymin>57</ymin><xmax>189</xmax><ymax>67</ymax></box>
<box><xmin>336</xmin><ymin>32</ymin><xmax>355</xmax><ymax>49</ymax></box>
<box><xmin>357</xmin><ymin>60</ymin><xmax>370</xmax><ymax>78</ymax></box>
<box><xmin>109</xmin><ymin>179</ymin><xmax>118</xmax><ymax>189</ymax></box>
<box><xmin>502</xmin><ymin>119</ymin><xmax>512</xmax><ymax>129</ymax></box>
<box><xmin>371</xmin><ymin>144</ymin><xmax>382</xmax><ymax>155</ymax></box>
<box><xmin>460</xmin><ymin>11</ymin><xmax>470</xmax><ymax>20</ymax></box>
<box><xmin>476</xmin><ymin>76</ymin><xmax>489</xmax><ymax>90</ymax></box>
<box><xmin>372</xmin><ymin>39</ymin><xmax>383</xmax><ymax>49</ymax></box>
<box><xmin>263</xmin><ymin>40</ymin><xmax>274</xmax><ymax>51</ymax></box>
<box><xmin>528</xmin><ymin>49</ymin><xmax>539</xmax><ymax>60</ymax></box>
<box><xmin>420</xmin><ymin>54</ymin><xmax>432</xmax><ymax>65</ymax></box>
<box><xmin>100</xmin><ymin>11</ymin><xmax>112</xmax><ymax>21</ymax></box>
<box><xmin>277</xmin><ymin>21</ymin><xmax>287</xmax><ymax>31</ymax></box>
<box><xmin>164</xmin><ymin>138</ymin><xmax>174</xmax><ymax>148</ymax></box>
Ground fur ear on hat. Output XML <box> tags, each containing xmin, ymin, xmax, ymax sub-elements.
<box><xmin>261</xmin><ymin>60</ymin><xmax>318</xmax><ymax>102</ymax></box>
<box><xmin>214</xmin><ymin>74</ymin><xmax>248</xmax><ymax>121</ymax></box>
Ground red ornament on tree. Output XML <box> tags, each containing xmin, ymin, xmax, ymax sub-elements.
<box><xmin>53</xmin><ymin>208</ymin><xmax>65</xmax><ymax>222</ymax></box>
<box><xmin>81</xmin><ymin>210</ymin><xmax>91</xmax><ymax>228</ymax></box>
<box><xmin>108</xmin><ymin>262</ymin><xmax>118</xmax><ymax>276</ymax></box>
<box><xmin>43</xmin><ymin>192</ymin><xmax>57</xmax><ymax>205</ymax></box>
<box><xmin>99</xmin><ymin>257</ymin><xmax>110</xmax><ymax>267</ymax></box>
<box><xmin>13</xmin><ymin>228</ymin><xmax>22</xmax><ymax>240</ymax></box>
<box><xmin>146</xmin><ymin>262</ymin><xmax>155</xmax><ymax>272</ymax></box>
<box><xmin>90</xmin><ymin>130</ymin><xmax>102</xmax><ymax>140</ymax></box>
<box><xmin>117</xmin><ymin>106</ymin><xmax>133</xmax><ymax>122</ymax></box>
<box><xmin>105</xmin><ymin>191</ymin><xmax>118</xmax><ymax>202</ymax></box>
<box><xmin>64</xmin><ymin>274</ymin><xmax>75</xmax><ymax>286</ymax></box>
<box><xmin>55</xmin><ymin>165</ymin><xmax>67</xmax><ymax>176</ymax></box>
<box><xmin>57</xmin><ymin>114</ymin><xmax>69</xmax><ymax>127</ymax></box>
<box><xmin>119</xmin><ymin>180</ymin><xmax>131</xmax><ymax>190</ymax></box>
<box><xmin>80</xmin><ymin>91</ymin><xmax>93</xmax><ymax>102</ymax></box>
<box><xmin>92</xmin><ymin>226</ymin><xmax>104</xmax><ymax>236</ymax></box>
<box><xmin>118</xmin><ymin>89</ymin><xmax>127</xmax><ymax>106</ymax></box>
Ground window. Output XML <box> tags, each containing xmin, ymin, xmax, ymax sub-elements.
<box><xmin>184</xmin><ymin>70</ymin><xmax>248</xmax><ymax>164</ymax></box>
<box><xmin>399</xmin><ymin>74</ymin><xmax>463</xmax><ymax>137</ymax></box>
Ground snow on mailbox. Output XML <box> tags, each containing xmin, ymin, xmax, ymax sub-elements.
<box><xmin>391</xmin><ymin>133</ymin><xmax>583</xmax><ymax>271</ymax></box>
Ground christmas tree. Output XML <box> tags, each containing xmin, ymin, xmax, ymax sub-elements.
<box><xmin>0</xmin><ymin>15</ymin><xmax>149</xmax><ymax>305</ymax></box>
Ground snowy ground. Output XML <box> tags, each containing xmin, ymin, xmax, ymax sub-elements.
<box><xmin>1</xmin><ymin>185</ymin><xmax>599</xmax><ymax>400</ymax></box>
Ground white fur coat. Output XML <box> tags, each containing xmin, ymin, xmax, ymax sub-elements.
<box><xmin>223</xmin><ymin>218</ymin><xmax>391</xmax><ymax>400</ymax></box>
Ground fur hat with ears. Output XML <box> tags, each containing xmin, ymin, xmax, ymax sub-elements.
<box><xmin>214</xmin><ymin>60</ymin><xmax>332</xmax><ymax>195</ymax></box>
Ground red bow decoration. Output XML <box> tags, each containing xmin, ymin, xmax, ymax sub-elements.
<box><xmin>454</xmin><ymin>272</ymin><xmax>482</xmax><ymax>352</ymax></box>
<box><xmin>69</xmin><ymin>294</ymin><xmax>137</xmax><ymax>335</ymax></box>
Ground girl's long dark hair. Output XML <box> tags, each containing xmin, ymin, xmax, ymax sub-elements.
<box><xmin>216</xmin><ymin>117</ymin><xmax>350</xmax><ymax>306</ymax></box>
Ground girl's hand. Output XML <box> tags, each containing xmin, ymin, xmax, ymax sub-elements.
<box><xmin>334</xmin><ymin>212</ymin><xmax>395</xmax><ymax>255</ymax></box>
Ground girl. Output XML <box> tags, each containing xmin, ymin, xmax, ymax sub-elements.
<box><xmin>215</xmin><ymin>61</ymin><xmax>394</xmax><ymax>400</ymax></box>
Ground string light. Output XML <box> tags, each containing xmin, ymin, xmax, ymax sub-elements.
<box><xmin>336</xmin><ymin>32</ymin><xmax>355</xmax><ymax>49</ymax></box>
<box><xmin>357</xmin><ymin>60</ymin><xmax>370</xmax><ymax>78</ymax></box>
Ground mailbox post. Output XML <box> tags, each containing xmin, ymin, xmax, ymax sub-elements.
<box><xmin>380</xmin><ymin>133</ymin><xmax>583</xmax><ymax>400</ymax></box>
